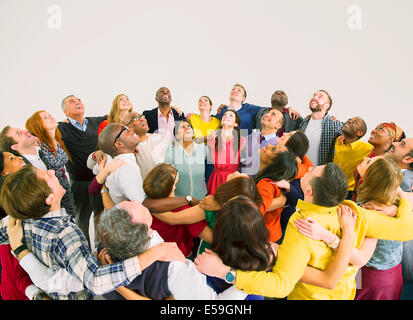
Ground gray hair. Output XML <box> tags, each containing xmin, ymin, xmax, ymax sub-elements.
<box><xmin>96</xmin><ymin>206</ymin><xmax>151</xmax><ymax>261</ymax></box>
<box><xmin>61</xmin><ymin>95</ymin><xmax>74</xmax><ymax>110</ymax></box>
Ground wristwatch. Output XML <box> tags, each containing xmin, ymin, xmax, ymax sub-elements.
<box><xmin>327</xmin><ymin>236</ymin><xmax>340</xmax><ymax>250</ymax></box>
<box><xmin>32</xmin><ymin>290</ymin><xmax>49</xmax><ymax>300</ymax></box>
<box><xmin>224</xmin><ymin>268</ymin><xmax>237</xmax><ymax>284</ymax></box>
<box><xmin>185</xmin><ymin>195</ymin><xmax>193</xmax><ymax>206</ymax></box>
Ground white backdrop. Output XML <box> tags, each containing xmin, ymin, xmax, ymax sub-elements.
<box><xmin>1</xmin><ymin>0</ymin><xmax>412</xmax><ymax>138</ymax></box>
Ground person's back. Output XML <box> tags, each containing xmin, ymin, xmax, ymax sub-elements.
<box><xmin>284</xmin><ymin>200</ymin><xmax>357</xmax><ymax>299</ymax></box>
<box><xmin>231</xmin><ymin>163</ymin><xmax>413</xmax><ymax>300</ymax></box>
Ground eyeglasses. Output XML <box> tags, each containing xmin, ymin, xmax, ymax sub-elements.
<box><xmin>113</xmin><ymin>126</ymin><xmax>129</xmax><ymax>146</ymax></box>
<box><xmin>125</xmin><ymin>114</ymin><xmax>145</xmax><ymax>126</ymax></box>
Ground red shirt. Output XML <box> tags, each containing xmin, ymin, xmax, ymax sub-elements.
<box><xmin>151</xmin><ymin>205</ymin><xmax>208</xmax><ymax>257</ymax></box>
<box><xmin>0</xmin><ymin>244</ymin><xmax>31</xmax><ymax>300</ymax></box>
<box><xmin>98</xmin><ymin>119</ymin><xmax>109</xmax><ymax>136</ymax></box>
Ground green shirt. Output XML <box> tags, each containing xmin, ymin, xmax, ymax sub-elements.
<box><xmin>198</xmin><ymin>210</ymin><xmax>216</xmax><ymax>255</ymax></box>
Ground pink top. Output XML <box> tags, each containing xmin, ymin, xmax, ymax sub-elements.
<box><xmin>157</xmin><ymin>108</ymin><xmax>175</xmax><ymax>141</ymax></box>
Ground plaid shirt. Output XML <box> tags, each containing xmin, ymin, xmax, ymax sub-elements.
<box><xmin>0</xmin><ymin>209</ymin><xmax>141</xmax><ymax>300</ymax></box>
<box><xmin>299</xmin><ymin>114</ymin><xmax>343</xmax><ymax>165</ymax></box>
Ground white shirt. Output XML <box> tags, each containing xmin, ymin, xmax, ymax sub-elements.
<box><xmin>23</xmin><ymin>147</ymin><xmax>47</xmax><ymax>170</ymax></box>
<box><xmin>136</xmin><ymin>133</ymin><xmax>171</xmax><ymax>180</ymax></box>
<box><xmin>104</xmin><ymin>153</ymin><xmax>145</xmax><ymax>204</ymax></box>
<box><xmin>20</xmin><ymin>230</ymin><xmax>247</xmax><ymax>300</ymax></box>
<box><xmin>305</xmin><ymin>118</ymin><xmax>322</xmax><ymax>166</ymax></box>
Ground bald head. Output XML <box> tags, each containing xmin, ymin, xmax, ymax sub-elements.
<box><xmin>98</xmin><ymin>123</ymin><xmax>123</xmax><ymax>157</ymax></box>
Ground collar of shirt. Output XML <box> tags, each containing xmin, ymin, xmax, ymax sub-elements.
<box><xmin>68</xmin><ymin>117</ymin><xmax>88</xmax><ymax>131</ymax></box>
<box><xmin>228</xmin><ymin>103</ymin><xmax>244</xmax><ymax>112</ymax></box>
<box><xmin>23</xmin><ymin>148</ymin><xmax>48</xmax><ymax>170</ymax></box>
<box><xmin>296</xmin><ymin>199</ymin><xmax>338</xmax><ymax>214</ymax></box>
<box><xmin>157</xmin><ymin>108</ymin><xmax>173</xmax><ymax>119</ymax></box>
<box><xmin>262</xmin><ymin>133</ymin><xmax>277</xmax><ymax>141</ymax></box>
<box><xmin>41</xmin><ymin>208</ymin><xmax>69</xmax><ymax>219</ymax></box>
<box><xmin>114</xmin><ymin>153</ymin><xmax>138</xmax><ymax>165</ymax></box>
<box><xmin>337</xmin><ymin>135</ymin><xmax>367</xmax><ymax>150</ymax></box>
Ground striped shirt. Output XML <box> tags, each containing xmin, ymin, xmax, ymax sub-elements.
<box><xmin>0</xmin><ymin>209</ymin><xmax>141</xmax><ymax>300</ymax></box>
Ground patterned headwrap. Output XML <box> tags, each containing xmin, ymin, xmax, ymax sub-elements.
<box><xmin>380</xmin><ymin>122</ymin><xmax>405</xmax><ymax>142</ymax></box>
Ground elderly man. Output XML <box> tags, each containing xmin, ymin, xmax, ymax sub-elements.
<box><xmin>95</xmin><ymin>200</ymin><xmax>247</xmax><ymax>300</ymax></box>
<box><xmin>58</xmin><ymin>95</ymin><xmax>107</xmax><ymax>244</ymax></box>
<box><xmin>195</xmin><ymin>163</ymin><xmax>413</xmax><ymax>300</ymax></box>
<box><xmin>299</xmin><ymin>90</ymin><xmax>344</xmax><ymax>166</ymax></box>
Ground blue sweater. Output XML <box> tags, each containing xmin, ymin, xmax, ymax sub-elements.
<box><xmin>215</xmin><ymin>103</ymin><xmax>263</xmax><ymax>134</ymax></box>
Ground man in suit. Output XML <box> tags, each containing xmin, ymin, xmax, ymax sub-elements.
<box><xmin>0</xmin><ymin>126</ymin><xmax>48</xmax><ymax>170</ymax></box>
<box><xmin>142</xmin><ymin>87</ymin><xmax>186</xmax><ymax>141</ymax></box>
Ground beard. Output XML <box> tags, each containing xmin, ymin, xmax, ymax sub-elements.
<box><xmin>309</xmin><ymin>100</ymin><xmax>324</xmax><ymax>112</ymax></box>
<box><xmin>342</xmin><ymin>123</ymin><xmax>356</xmax><ymax>137</ymax></box>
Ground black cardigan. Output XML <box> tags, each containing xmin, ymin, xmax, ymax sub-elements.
<box><xmin>57</xmin><ymin>116</ymin><xmax>106</xmax><ymax>181</ymax></box>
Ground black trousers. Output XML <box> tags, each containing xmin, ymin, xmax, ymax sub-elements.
<box><xmin>70</xmin><ymin>180</ymin><xmax>103</xmax><ymax>247</ymax></box>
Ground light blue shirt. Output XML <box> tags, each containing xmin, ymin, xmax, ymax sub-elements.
<box><xmin>366</xmin><ymin>239</ymin><xmax>403</xmax><ymax>270</ymax></box>
<box><xmin>262</xmin><ymin>133</ymin><xmax>277</xmax><ymax>141</ymax></box>
<box><xmin>68</xmin><ymin>117</ymin><xmax>89</xmax><ymax>132</ymax></box>
<box><xmin>164</xmin><ymin>142</ymin><xmax>208</xmax><ymax>199</ymax></box>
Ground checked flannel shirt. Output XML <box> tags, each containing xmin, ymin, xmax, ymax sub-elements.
<box><xmin>299</xmin><ymin>113</ymin><xmax>343</xmax><ymax>165</ymax></box>
<box><xmin>0</xmin><ymin>209</ymin><xmax>142</xmax><ymax>300</ymax></box>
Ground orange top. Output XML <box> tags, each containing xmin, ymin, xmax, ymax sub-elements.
<box><xmin>295</xmin><ymin>155</ymin><xmax>313</xmax><ymax>179</ymax></box>
<box><xmin>257</xmin><ymin>178</ymin><xmax>283</xmax><ymax>243</ymax></box>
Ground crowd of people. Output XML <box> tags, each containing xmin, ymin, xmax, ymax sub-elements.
<box><xmin>0</xmin><ymin>83</ymin><xmax>412</xmax><ymax>300</ymax></box>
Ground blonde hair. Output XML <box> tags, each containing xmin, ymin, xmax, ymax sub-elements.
<box><xmin>357</xmin><ymin>156</ymin><xmax>402</xmax><ymax>205</ymax></box>
<box><xmin>108</xmin><ymin>94</ymin><xmax>134</xmax><ymax>124</ymax></box>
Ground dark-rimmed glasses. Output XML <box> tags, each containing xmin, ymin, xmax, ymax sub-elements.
<box><xmin>113</xmin><ymin>126</ymin><xmax>129</xmax><ymax>146</ymax></box>
<box><xmin>125</xmin><ymin>114</ymin><xmax>145</xmax><ymax>126</ymax></box>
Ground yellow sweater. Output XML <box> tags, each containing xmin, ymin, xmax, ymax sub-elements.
<box><xmin>235</xmin><ymin>198</ymin><xmax>413</xmax><ymax>300</ymax></box>
<box><xmin>189</xmin><ymin>114</ymin><xmax>220</xmax><ymax>141</ymax></box>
